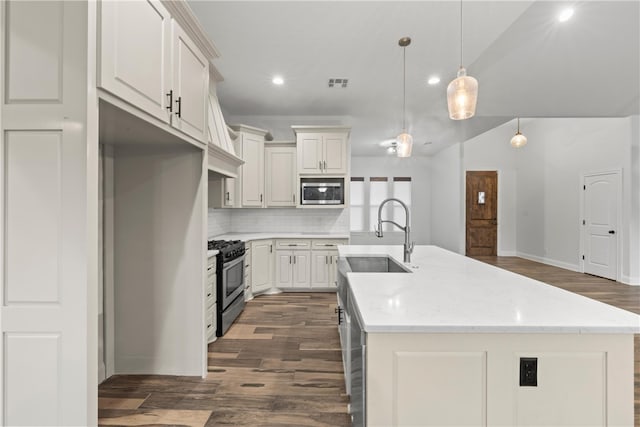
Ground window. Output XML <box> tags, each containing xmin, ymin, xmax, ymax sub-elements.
<box><xmin>350</xmin><ymin>177</ymin><xmax>365</xmax><ymax>231</ymax></box>
<box><xmin>392</xmin><ymin>177</ymin><xmax>411</xmax><ymax>227</ymax></box>
<box><xmin>349</xmin><ymin>176</ymin><xmax>412</xmax><ymax>232</ymax></box>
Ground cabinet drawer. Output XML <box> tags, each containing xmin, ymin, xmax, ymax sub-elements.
<box><xmin>311</xmin><ymin>239</ymin><xmax>348</xmax><ymax>249</ymax></box>
<box><xmin>276</xmin><ymin>240</ymin><xmax>311</xmax><ymax>250</ymax></box>
<box><xmin>206</xmin><ymin>281</ymin><xmax>215</xmax><ymax>307</ymax></box>
<box><xmin>206</xmin><ymin>303</ymin><xmax>215</xmax><ymax>342</ymax></box>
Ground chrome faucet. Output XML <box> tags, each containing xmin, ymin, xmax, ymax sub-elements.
<box><xmin>375</xmin><ymin>198</ymin><xmax>415</xmax><ymax>263</ymax></box>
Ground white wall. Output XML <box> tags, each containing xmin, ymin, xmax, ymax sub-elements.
<box><xmin>350</xmin><ymin>156</ymin><xmax>431</xmax><ymax>245</ymax></box>
<box><xmin>629</xmin><ymin>115</ymin><xmax>640</xmax><ymax>284</ymax></box>
<box><xmin>113</xmin><ymin>144</ymin><xmax>205</xmax><ymax>375</ymax></box>
<box><xmin>515</xmin><ymin>118</ymin><xmax>633</xmax><ymax>276</ymax></box>
<box><xmin>430</xmin><ymin>143</ymin><xmax>464</xmax><ymax>253</ymax></box>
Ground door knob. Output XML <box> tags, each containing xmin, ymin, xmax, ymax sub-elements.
<box><xmin>608</xmin><ymin>230</ymin><xmax>616</xmax><ymax>234</ymax></box>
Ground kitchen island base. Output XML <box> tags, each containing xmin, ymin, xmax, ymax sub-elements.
<box><xmin>365</xmin><ymin>332</ymin><xmax>633</xmax><ymax>426</ymax></box>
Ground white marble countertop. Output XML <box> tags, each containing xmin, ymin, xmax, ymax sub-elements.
<box><xmin>339</xmin><ymin>245</ymin><xmax>640</xmax><ymax>334</ymax></box>
<box><xmin>212</xmin><ymin>232</ymin><xmax>350</xmax><ymax>242</ymax></box>
<box><xmin>207</xmin><ymin>249</ymin><xmax>219</xmax><ymax>259</ymax></box>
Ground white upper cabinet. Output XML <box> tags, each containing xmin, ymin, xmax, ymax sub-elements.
<box><xmin>99</xmin><ymin>0</ymin><xmax>209</xmax><ymax>142</ymax></box>
<box><xmin>171</xmin><ymin>20</ymin><xmax>208</xmax><ymax>141</ymax></box>
<box><xmin>293</xmin><ymin>127</ymin><xmax>350</xmax><ymax>175</ymax></box>
<box><xmin>240</xmin><ymin>132</ymin><xmax>265</xmax><ymax>207</ymax></box>
<box><xmin>265</xmin><ymin>145</ymin><xmax>297</xmax><ymax>207</ymax></box>
<box><xmin>99</xmin><ymin>0</ymin><xmax>172</xmax><ymax>123</ymax></box>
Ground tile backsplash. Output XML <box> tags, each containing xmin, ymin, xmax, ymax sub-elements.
<box><xmin>208</xmin><ymin>208</ymin><xmax>349</xmax><ymax>238</ymax></box>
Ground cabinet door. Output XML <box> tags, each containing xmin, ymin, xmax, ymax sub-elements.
<box><xmin>266</xmin><ymin>147</ymin><xmax>297</xmax><ymax>207</ymax></box>
<box><xmin>328</xmin><ymin>253</ymin><xmax>339</xmax><ymax>288</ymax></box>
<box><xmin>251</xmin><ymin>240</ymin><xmax>273</xmax><ymax>293</ymax></box>
<box><xmin>275</xmin><ymin>251</ymin><xmax>293</xmax><ymax>287</ymax></box>
<box><xmin>241</xmin><ymin>133</ymin><xmax>265</xmax><ymax>207</ymax></box>
<box><xmin>223</xmin><ymin>178</ymin><xmax>236</xmax><ymax>207</ymax></box>
<box><xmin>297</xmin><ymin>134</ymin><xmax>323</xmax><ymax>174</ymax></box>
<box><xmin>292</xmin><ymin>252</ymin><xmax>311</xmax><ymax>288</ymax></box>
<box><xmin>311</xmin><ymin>251</ymin><xmax>331</xmax><ymax>288</ymax></box>
<box><xmin>99</xmin><ymin>0</ymin><xmax>171</xmax><ymax>123</ymax></box>
<box><xmin>171</xmin><ymin>20</ymin><xmax>208</xmax><ymax>141</ymax></box>
<box><xmin>323</xmin><ymin>133</ymin><xmax>348</xmax><ymax>174</ymax></box>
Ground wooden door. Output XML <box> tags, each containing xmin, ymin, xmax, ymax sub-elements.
<box><xmin>584</xmin><ymin>172</ymin><xmax>619</xmax><ymax>280</ymax></box>
<box><xmin>466</xmin><ymin>171</ymin><xmax>497</xmax><ymax>256</ymax></box>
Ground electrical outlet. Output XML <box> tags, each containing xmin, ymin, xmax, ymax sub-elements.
<box><xmin>519</xmin><ymin>357</ymin><xmax>538</xmax><ymax>387</ymax></box>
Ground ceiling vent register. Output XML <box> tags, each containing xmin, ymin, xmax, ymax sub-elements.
<box><xmin>328</xmin><ymin>78</ymin><xmax>349</xmax><ymax>88</ymax></box>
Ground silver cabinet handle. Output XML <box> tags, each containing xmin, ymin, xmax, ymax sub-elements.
<box><xmin>325</xmin><ymin>255</ymin><xmax>328</xmax><ymax>265</ymax></box>
<box><xmin>270</xmin><ymin>244</ymin><xmax>272</xmax><ymax>253</ymax></box>
<box><xmin>293</xmin><ymin>256</ymin><xmax>296</xmax><ymax>264</ymax></box>
<box><xmin>289</xmin><ymin>255</ymin><xmax>292</xmax><ymax>264</ymax></box>
<box><xmin>318</xmin><ymin>160</ymin><xmax>322</xmax><ymax>170</ymax></box>
<box><xmin>260</xmin><ymin>194</ymin><xmax>263</xmax><ymax>203</ymax></box>
<box><xmin>323</xmin><ymin>160</ymin><xmax>327</xmax><ymax>170</ymax></box>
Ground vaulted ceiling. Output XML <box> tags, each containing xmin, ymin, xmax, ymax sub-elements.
<box><xmin>189</xmin><ymin>1</ymin><xmax>640</xmax><ymax>156</ymax></box>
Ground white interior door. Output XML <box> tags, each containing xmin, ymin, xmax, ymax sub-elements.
<box><xmin>583</xmin><ymin>172</ymin><xmax>620</xmax><ymax>280</ymax></box>
<box><xmin>1</xmin><ymin>1</ymin><xmax>96</xmax><ymax>424</ymax></box>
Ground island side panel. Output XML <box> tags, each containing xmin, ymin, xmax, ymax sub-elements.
<box><xmin>366</xmin><ymin>333</ymin><xmax>633</xmax><ymax>427</ymax></box>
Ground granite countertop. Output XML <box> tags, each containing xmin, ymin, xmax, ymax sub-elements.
<box><xmin>207</xmin><ymin>249</ymin><xmax>219</xmax><ymax>258</ymax></box>
<box><xmin>212</xmin><ymin>232</ymin><xmax>350</xmax><ymax>242</ymax></box>
<box><xmin>338</xmin><ymin>245</ymin><xmax>640</xmax><ymax>334</ymax></box>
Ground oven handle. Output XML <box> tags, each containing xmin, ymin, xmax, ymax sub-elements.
<box><xmin>222</xmin><ymin>254</ymin><xmax>245</xmax><ymax>272</ymax></box>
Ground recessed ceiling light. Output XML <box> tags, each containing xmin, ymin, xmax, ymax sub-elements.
<box><xmin>558</xmin><ymin>8</ymin><xmax>574</xmax><ymax>22</ymax></box>
<box><xmin>272</xmin><ymin>76</ymin><xmax>284</xmax><ymax>85</ymax></box>
<box><xmin>427</xmin><ymin>76</ymin><xmax>440</xmax><ymax>85</ymax></box>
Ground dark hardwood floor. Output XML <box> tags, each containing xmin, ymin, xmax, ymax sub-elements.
<box><xmin>99</xmin><ymin>257</ymin><xmax>639</xmax><ymax>426</ymax></box>
<box><xmin>98</xmin><ymin>292</ymin><xmax>349</xmax><ymax>426</ymax></box>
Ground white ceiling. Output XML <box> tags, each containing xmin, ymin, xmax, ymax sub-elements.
<box><xmin>189</xmin><ymin>1</ymin><xmax>640</xmax><ymax>156</ymax></box>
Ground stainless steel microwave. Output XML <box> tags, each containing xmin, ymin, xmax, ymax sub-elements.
<box><xmin>300</xmin><ymin>178</ymin><xmax>345</xmax><ymax>205</ymax></box>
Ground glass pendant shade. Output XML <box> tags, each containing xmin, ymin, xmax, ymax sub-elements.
<box><xmin>396</xmin><ymin>132</ymin><xmax>413</xmax><ymax>157</ymax></box>
<box><xmin>510</xmin><ymin>132</ymin><xmax>527</xmax><ymax>148</ymax></box>
<box><xmin>447</xmin><ymin>67</ymin><xmax>478</xmax><ymax>120</ymax></box>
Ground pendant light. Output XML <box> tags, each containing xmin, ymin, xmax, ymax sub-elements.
<box><xmin>447</xmin><ymin>0</ymin><xmax>478</xmax><ymax>120</ymax></box>
<box><xmin>510</xmin><ymin>117</ymin><xmax>527</xmax><ymax>148</ymax></box>
<box><xmin>396</xmin><ymin>37</ymin><xmax>413</xmax><ymax>158</ymax></box>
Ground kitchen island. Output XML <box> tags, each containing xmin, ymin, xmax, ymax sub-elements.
<box><xmin>338</xmin><ymin>245</ymin><xmax>640</xmax><ymax>427</ymax></box>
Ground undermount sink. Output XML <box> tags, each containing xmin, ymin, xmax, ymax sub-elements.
<box><xmin>345</xmin><ymin>256</ymin><xmax>412</xmax><ymax>273</ymax></box>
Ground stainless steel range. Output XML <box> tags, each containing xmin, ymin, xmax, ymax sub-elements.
<box><xmin>208</xmin><ymin>239</ymin><xmax>245</xmax><ymax>336</ymax></box>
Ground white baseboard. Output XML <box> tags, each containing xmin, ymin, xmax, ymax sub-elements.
<box><xmin>620</xmin><ymin>275</ymin><xmax>640</xmax><ymax>286</ymax></box>
<box><xmin>497</xmin><ymin>250</ymin><xmax>517</xmax><ymax>257</ymax></box>
<box><xmin>516</xmin><ymin>252</ymin><xmax>581</xmax><ymax>273</ymax></box>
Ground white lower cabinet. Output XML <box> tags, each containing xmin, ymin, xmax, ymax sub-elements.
<box><xmin>251</xmin><ymin>240</ymin><xmax>273</xmax><ymax>294</ymax></box>
<box><xmin>276</xmin><ymin>250</ymin><xmax>311</xmax><ymax>288</ymax></box>
<box><xmin>206</xmin><ymin>255</ymin><xmax>216</xmax><ymax>343</ymax></box>
<box><xmin>311</xmin><ymin>251</ymin><xmax>338</xmax><ymax>288</ymax></box>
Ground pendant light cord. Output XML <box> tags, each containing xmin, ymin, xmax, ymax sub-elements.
<box><xmin>460</xmin><ymin>0</ymin><xmax>463</xmax><ymax>68</ymax></box>
<box><xmin>402</xmin><ymin>45</ymin><xmax>406</xmax><ymax>131</ymax></box>
<box><xmin>517</xmin><ymin>117</ymin><xmax>520</xmax><ymax>133</ymax></box>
